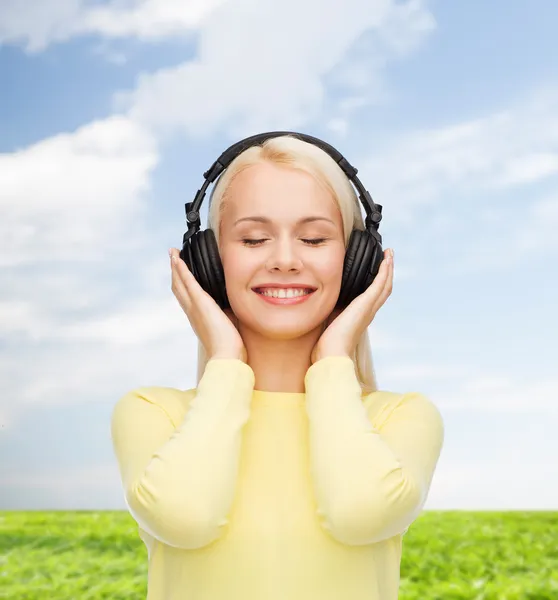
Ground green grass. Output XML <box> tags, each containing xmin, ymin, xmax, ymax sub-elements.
<box><xmin>1</xmin><ymin>511</ymin><xmax>557</xmax><ymax>599</ymax></box>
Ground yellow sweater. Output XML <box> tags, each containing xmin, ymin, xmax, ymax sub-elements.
<box><xmin>111</xmin><ymin>356</ymin><xmax>444</xmax><ymax>600</ymax></box>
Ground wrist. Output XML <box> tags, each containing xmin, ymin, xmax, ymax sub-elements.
<box><xmin>210</xmin><ymin>348</ymin><xmax>247</xmax><ymax>362</ymax></box>
<box><xmin>312</xmin><ymin>349</ymin><xmax>351</xmax><ymax>364</ymax></box>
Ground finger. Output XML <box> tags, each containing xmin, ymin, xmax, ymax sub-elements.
<box><xmin>171</xmin><ymin>263</ymin><xmax>190</xmax><ymax>308</ymax></box>
<box><xmin>374</xmin><ymin>251</ymin><xmax>393</xmax><ymax>312</ymax></box>
<box><xmin>170</xmin><ymin>249</ymin><xmax>191</xmax><ymax>309</ymax></box>
<box><xmin>362</xmin><ymin>251</ymin><xmax>391</xmax><ymax>300</ymax></box>
<box><xmin>171</xmin><ymin>248</ymin><xmax>205</xmax><ymax>301</ymax></box>
<box><xmin>341</xmin><ymin>254</ymin><xmax>389</xmax><ymax>319</ymax></box>
<box><xmin>361</xmin><ymin>250</ymin><xmax>392</xmax><ymax>314</ymax></box>
<box><xmin>375</xmin><ymin>252</ymin><xmax>393</xmax><ymax>307</ymax></box>
<box><xmin>170</xmin><ymin>248</ymin><xmax>195</xmax><ymax>286</ymax></box>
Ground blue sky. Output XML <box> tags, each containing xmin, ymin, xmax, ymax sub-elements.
<box><xmin>1</xmin><ymin>0</ymin><xmax>556</xmax><ymax>511</ymax></box>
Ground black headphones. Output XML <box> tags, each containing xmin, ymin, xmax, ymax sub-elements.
<box><xmin>179</xmin><ymin>131</ymin><xmax>384</xmax><ymax>310</ymax></box>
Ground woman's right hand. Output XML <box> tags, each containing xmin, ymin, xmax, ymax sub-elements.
<box><xmin>169</xmin><ymin>248</ymin><xmax>247</xmax><ymax>363</ymax></box>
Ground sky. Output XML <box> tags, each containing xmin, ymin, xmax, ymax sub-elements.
<box><xmin>0</xmin><ymin>0</ymin><xmax>557</xmax><ymax>511</ymax></box>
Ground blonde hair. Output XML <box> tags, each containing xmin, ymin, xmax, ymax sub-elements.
<box><xmin>195</xmin><ymin>135</ymin><xmax>378</xmax><ymax>395</ymax></box>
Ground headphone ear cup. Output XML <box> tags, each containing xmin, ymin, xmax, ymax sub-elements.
<box><xmin>189</xmin><ymin>229</ymin><xmax>230</xmax><ymax>309</ymax></box>
<box><xmin>337</xmin><ymin>229</ymin><xmax>383</xmax><ymax>309</ymax></box>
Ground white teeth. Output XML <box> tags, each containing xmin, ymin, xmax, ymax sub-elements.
<box><xmin>258</xmin><ymin>288</ymin><xmax>312</xmax><ymax>298</ymax></box>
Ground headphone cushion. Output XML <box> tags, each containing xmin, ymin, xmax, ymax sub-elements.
<box><xmin>338</xmin><ymin>229</ymin><xmax>383</xmax><ymax>308</ymax></box>
<box><xmin>191</xmin><ymin>229</ymin><xmax>229</xmax><ymax>309</ymax></box>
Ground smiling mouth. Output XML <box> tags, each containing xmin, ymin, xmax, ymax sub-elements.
<box><xmin>252</xmin><ymin>288</ymin><xmax>317</xmax><ymax>305</ymax></box>
<box><xmin>253</xmin><ymin>288</ymin><xmax>315</xmax><ymax>297</ymax></box>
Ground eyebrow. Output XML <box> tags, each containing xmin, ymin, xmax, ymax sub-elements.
<box><xmin>234</xmin><ymin>216</ymin><xmax>336</xmax><ymax>226</ymax></box>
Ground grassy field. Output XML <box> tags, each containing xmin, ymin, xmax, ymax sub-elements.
<box><xmin>1</xmin><ymin>510</ymin><xmax>557</xmax><ymax>599</ymax></box>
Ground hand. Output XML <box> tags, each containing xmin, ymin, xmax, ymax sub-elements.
<box><xmin>311</xmin><ymin>248</ymin><xmax>394</xmax><ymax>365</ymax></box>
<box><xmin>169</xmin><ymin>248</ymin><xmax>247</xmax><ymax>363</ymax></box>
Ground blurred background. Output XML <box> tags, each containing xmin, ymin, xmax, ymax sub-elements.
<box><xmin>1</xmin><ymin>0</ymin><xmax>557</xmax><ymax>512</ymax></box>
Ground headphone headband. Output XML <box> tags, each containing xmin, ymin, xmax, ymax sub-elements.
<box><xmin>182</xmin><ymin>130</ymin><xmax>382</xmax><ymax>246</ymax></box>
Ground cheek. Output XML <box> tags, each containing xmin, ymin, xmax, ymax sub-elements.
<box><xmin>315</xmin><ymin>246</ymin><xmax>345</xmax><ymax>285</ymax></box>
<box><xmin>221</xmin><ymin>247</ymin><xmax>253</xmax><ymax>288</ymax></box>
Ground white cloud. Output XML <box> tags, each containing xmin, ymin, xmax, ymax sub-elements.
<box><xmin>437</xmin><ymin>376</ymin><xmax>558</xmax><ymax>415</ymax></box>
<box><xmin>118</xmin><ymin>0</ymin><xmax>435</xmax><ymax>139</ymax></box>
<box><xmin>0</xmin><ymin>115</ymin><xmax>158</xmax><ymax>267</ymax></box>
<box><xmin>81</xmin><ymin>0</ymin><xmax>227</xmax><ymax>40</ymax></box>
<box><xmin>383</xmin><ymin>361</ymin><xmax>558</xmax><ymax>415</ymax></box>
<box><xmin>359</xmin><ymin>86</ymin><xmax>558</xmax><ymax>217</ymax></box>
<box><xmin>17</xmin><ymin>328</ymin><xmax>197</xmax><ymax>407</ymax></box>
<box><xmin>54</xmin><ymin>297</ymin><xmax>184</xmax><ymax>345</ymax></box>
<box><xmin>0</xmin><ymin>297</ymin><xmax>199</xmax><ymax>429</ymax></box>
<box><xmin>0</xmin><ymin>0</ymin><xmax>226</xmax><ymax>52</ymax></box>
<box><xmin>512</xmin><ymin>194</ymin><xmax>558</xmax><ymax>255</ymax></box>
<box><xmin>0</xmin><ymin>115</ymin><xmax>160</xmax><ymax>430</ymax></box>
<box><xmin>444</xmin><ymin>191</ymin><xmax>558</xmax><ymax>271</ymax></box>
<box><xmin>0</xmin><ymin>0</ymin><xmax>80</xmax><ymax>52</ymax></box>
<box><xmin>354</xmin><ymin>86</ymin><xmax>558</xmax><ymax>270</ymax></box>
<box><xmin>326</xmin><ymin>118</ymin><xmax>349</xmax><ymax>137</ymax></box>
<box><xmin>0</xmin><ymin>0</ymin><xmax>437</xmax><ymax>140</ymax></box>
<box><xmin>496</xmin><ymin>152</ymin><xmax>558</xmax><ymax>186</ymax></box>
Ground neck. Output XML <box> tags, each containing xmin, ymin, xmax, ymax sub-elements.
<box><xmin>240</xmin><ymin>324</ymin><xmax>324</xmax><ymax>393</ymax></box>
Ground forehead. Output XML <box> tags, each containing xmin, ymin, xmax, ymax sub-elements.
<box><xmin>222</xmin><ymin>162</ymin><xmax>340</xmax><ymax>222</ymax></box>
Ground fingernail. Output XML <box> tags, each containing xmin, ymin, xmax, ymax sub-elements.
<box><xmin>168</xmin><ymin>248</ymin><xmax>172</xmax><ymax>257</ymax></box>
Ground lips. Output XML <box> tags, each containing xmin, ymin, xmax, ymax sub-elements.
<box><xmin>252</xmin><ymin>285</ymin><xmax>317</xmax><ymax>293</ymax></box>
<box><xmin>253</xmin><ymin>287</ymin><xmax>316</xmax><ymax>305</ymax></box>
<box><xmin>253</xmin><ymin>288</ymin><xmax>315</xmax><ymax>295</ymax></box>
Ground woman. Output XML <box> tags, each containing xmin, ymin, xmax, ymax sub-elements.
<box><xmin>111</xmin><ymin>134</ymin><xmax>445</xmax><ymax>600</ymax></box>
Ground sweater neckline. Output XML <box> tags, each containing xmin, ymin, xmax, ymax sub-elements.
<box><xmin>251</xmin><ymin>389</ymin><xmax>306</xmax><ymax>406</ymax></box>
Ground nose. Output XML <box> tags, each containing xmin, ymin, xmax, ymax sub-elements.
<box><xmin>265</xmin><ymin>236</ymin><xmax>303</xmax><ymax>272</ymax></box>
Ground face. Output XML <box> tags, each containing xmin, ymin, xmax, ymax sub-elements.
<box><xmin>218</xmin><ymin>161</ymin><xmax>345</xmax><ymax>341</ymax></box>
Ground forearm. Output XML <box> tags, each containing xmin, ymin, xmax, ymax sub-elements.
<box><xmin>124</xmin><ymin>359</ymin><xmax>255</xmax><ymax>549</ymax></box>
<box><xmin>304</xmin><ymin>357</ymin><xmax>422</xmax><ymax>545</ymax></box>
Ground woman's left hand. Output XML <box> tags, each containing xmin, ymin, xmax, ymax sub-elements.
<box><xmin>311</xmin><ymin>248</ymin><xmax>394</xmax><ymax>365</ymax></box>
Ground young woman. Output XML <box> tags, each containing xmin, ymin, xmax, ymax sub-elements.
<box><xmin>111</xmin><ymin>134</ymin><xmax>445</xmax><ymax>600</ymax></box>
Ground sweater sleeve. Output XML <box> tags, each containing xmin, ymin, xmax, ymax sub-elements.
<box><xmin>110</xmin><ymin>358</ymin><xmax>255</xmax><ymax>550</ymax></box>
<box><xmin>304</xmin><ymin>356</ymin><xmax>444</xmax><ymax>546</ymax></box>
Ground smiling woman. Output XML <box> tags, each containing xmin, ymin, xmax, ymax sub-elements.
<box><xmin>202</xmin><ymin>134</ymin><xmax>379</xmax><ymax>393</ymax></box>
<box><xmin>110</xmin><ymin>132</ymin><xmax>445</xmax><ymax>600</ymax></box>
<box><xmin>209</xmin><ymin>159</ymin><xmax>350</xmax><ymax>386</ymax></box>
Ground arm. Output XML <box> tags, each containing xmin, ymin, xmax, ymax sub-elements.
<box><xmin>304</xmin><ymin>356</ymin><xmax>444</xmax><ymax>545</ymax></box>
<box><xmin>110</xmin><ymin>358</ymin><xmax>255</xmax><ymax>550</ymax></box>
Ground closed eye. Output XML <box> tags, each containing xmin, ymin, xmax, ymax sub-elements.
<box><xmin>303</xmin><ymin>238</ymin><xmax>328</xmax><ymax>245</ymax></box>
<box><xmin>241</xmin><ymin>238</ymin><xmax>328</xmax><ymax>246</ymax></box>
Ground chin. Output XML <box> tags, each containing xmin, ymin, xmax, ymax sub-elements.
<box><xmin>230</xmin><ymin>292</ymin><xmax>332</xmax><ymax>338</ymax></box>
<box><xmin>250</xmin><ymin>321</ymin><xmax>322</xmax><ymax>341</ymax></box>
